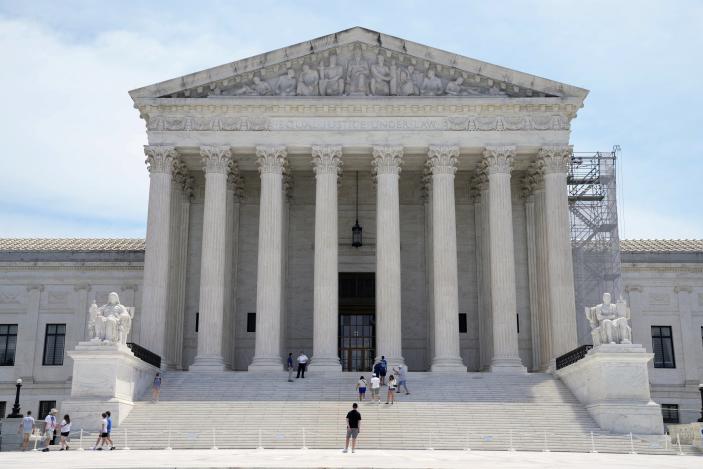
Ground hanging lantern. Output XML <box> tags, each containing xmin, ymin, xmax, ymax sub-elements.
<box><xmin>352</xmin><ymin>171</ymin><xmax>363</xmax><ymax>247</ymax></box>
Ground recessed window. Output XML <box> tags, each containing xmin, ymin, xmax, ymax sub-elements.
<box><xmin>651</xmin><ymin>326</ymin><xmax>676</xmax><ymax>368</ymax></box>
<box><xmin>661</xmin><ymin>404</ymin><xmax>679</xmax><ymax>424</ymax></box>
<box><xmin>42</xmin><ymin>324</ymin><xmax>66</xmax><ymax>366</ymax></box>
<box><xmin>38</xmin><ymin>400</ymin><xmax>56</xmax><ymax>419</ymax></box>
<box><xmin>0</xmin><ymin>324</ymin><xmax>18</xmax><ymax>366</ymax></box>
<box><xmin>247</xmin><ymin>313</ymin><xmax>256</xmax><ymax>333</ymax></box>
<box><xmin>195</xmin><ymin>312</ymin><xmax>199</xmax><ymax>333</ymax></box>
<box><xmin>458</xmin><ymin>313</ymin><xmax>468</xmax><ymax>334</ymax></box>
<box><xmin>0</xmin><ymin>401</ymin><xmax>6</xmax><ymax>419</ymax></box>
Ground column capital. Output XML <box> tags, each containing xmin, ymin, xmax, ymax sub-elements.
<box><xmin>482</xmin><ymin>145</ymin><xmax>516</xmax><ymax>175</ymax></box>
<box><xmin>200</xmin><ymin>145</ymin><xmax>233</xmax><ymax>174</ymax></box>
<box><xmin>73</xmin><ymin>283</ymin><xmax>91</xmax><ymax>292</ymax></box>
<box><xmin>256</xmin><ymin>145</ymin><xmax>288</xmax><ymax>175</ymax></box>
<box><xmin>311</xmin><ymin>144</ymin><xmax>343</xmax><ymax>176</ymax></box>
<box><xmin>426</xmin><ymin>144</ymin><xmax>459</xmax><ymax>175</ymax></box>
<box><xmin>26</xmin><ymin>284</ymin><xmax>44</xmax><ymax>292</ymax></box>
<box><xmin>537</xmin><ymin>145</ymin><xmax>572</xmax><ymax>174</ymax></box>
<box><xmin>144</xmin><ymin>145</ymin><xmax>178</xmax><ymax>174</ymax></box>
<box><xmin>372</xmin><ymin>145</ymin><xmax>403</xmax><ymax>176</ymax></box>
<box><xmin>521</xmin><ymin>171</ymin><xmax>542</xmax><ymax>200</ymax></box>
<box><xmin>674</xmin><ymin>285</ymin><xmax>693</xmax><ymax>294</ymax></box>
<box><xmin>624</xmin><ymin>285</ymin><xmax>643</xmax><ymax>293</ymax></box>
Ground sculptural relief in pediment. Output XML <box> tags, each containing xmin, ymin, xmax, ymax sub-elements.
<box><xmin>165</xmin><ymin>43</ymin><xmax>555</xmax><ymax>99</ymax></box>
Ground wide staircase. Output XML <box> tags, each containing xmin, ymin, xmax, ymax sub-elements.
<box><xmin>106</xmin><ymin>371</ymin><xmax>688</xmax><ymax>454</ymax></box>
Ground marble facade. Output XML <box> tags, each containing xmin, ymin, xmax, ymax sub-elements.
<box><xmin>128</xmin><ymin>27</ymin><xmax>586</xmax><ymax>373</ymax></box>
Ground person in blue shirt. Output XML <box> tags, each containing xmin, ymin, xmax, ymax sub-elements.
<box><xmin>105</xmin><ymin>410</ymin><xmax>115</xmax><ymax>450</ymax></box>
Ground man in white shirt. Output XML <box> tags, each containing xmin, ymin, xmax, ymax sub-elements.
<box><xmin>42</xmin><ymin>408</ymin><xmax>58</xmax><ymax>452</ymax></box>
<box><xmin>296</xmin><ymin>351</ymin><xmax>309</xmax><ymax>379</ymax></box>
<box><xmin>370</xmin><ymin>374</ymin><xmax>381</xmax><ymax>404</ymax></box>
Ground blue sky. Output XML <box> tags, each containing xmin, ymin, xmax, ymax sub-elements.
<box><xmin>1</xmin><ymin>0</ymin><xmax>701</xmax><ymax>239</ymax></box>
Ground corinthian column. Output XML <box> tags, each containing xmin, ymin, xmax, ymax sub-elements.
<box><xmin>372</xmin><ymin>145</ymin><xmax>405</xmax><ymax>368</ymax></box>
<box><xmin>310</xmin><ymin>145</ymin><xmax>343</xmax><ymax>371</ymax></box>
<box><xmin>538</xmin><ymin>146</ymin><xmax>578</xmax><ymax>361</ymax></box>
<box><xmin>190</xmin><ymin>146</ymin><xmax>232</xmax><ymax>371</ymax></box>
<box><xmin>428</xmin><ymin>145</ymin><xmax>467</xmax><ymax>372</ymax></box>
<box><xmin>249</xmin><ymin>145</ymin><xmax>287</xmax><ymax>371</ymax></box>
<box><xmin>141</xmin><ymin>145</ymin><xmax>177</xmax><ymax>360</ymax></box>
<box><xmin>483</xmin><ymin>146</ymin><xmax>525</xmax><ymax>373</ymax></box>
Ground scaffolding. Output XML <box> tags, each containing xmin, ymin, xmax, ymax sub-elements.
<box><xmin>568</xmin><ymin>148</ymin><xmax>622</xmax><ymax>344</ymax></box>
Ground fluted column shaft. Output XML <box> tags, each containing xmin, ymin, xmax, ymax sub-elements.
<box><xmin>534</xmin><ymin>184</ymin><xmax>552</xmax><ymax>370</ymax></box>
<box><xmin>310</xmin><ymin>145</ymin><xmax>343</xmax><ymax>371</ymax></box>
<box><xmin>539</xmin><ymin>146</ymin><xmax>578</xmax><ymax>361</ymax></box>
<box><xmin>476</xmin><ymin>173</ymin><xmax>493</xmax><ymax>370</ymax></box>
<box><xmin>141</xmin><ymin>145</ymin><xmax>176</xmax><ymax>361</ymax></box>
<box><xmin>190</xmin><ymin>146</ymin><xmax>232</xmax><ymax>371</ymax></box>
<box><xmin>249</xmin><ymin>145</ymin><xmax>287</xmax><ymax>371</ymax></box>
<box><xmin>372</xmin><ymin>145</ymin><xmax>405</xmax><ymax>368</ymax></box>
<box><xmin>483</xmin><ymin>146</ymin><xmax>525</xmax><ymax>373</ymax></box>
<box><xmin>428</xmin><ymin>145</ymin><xmax>467</xmax><ymax>372</ymax></box>
<box><xmin>524</xmin><ymin>192</ymin><xmax>540</xmax><ymax>371</ymax></box>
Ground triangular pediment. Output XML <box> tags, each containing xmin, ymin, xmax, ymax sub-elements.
<box><xmin>129</xmin><ymin>27</ymin><xmax>588</xmax><ymax>101</ymax></box>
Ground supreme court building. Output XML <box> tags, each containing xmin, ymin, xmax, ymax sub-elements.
<box><xmin>126</xmin><ymin>27</ymin><xmax>587</xmax><ymax>373</ymax></box>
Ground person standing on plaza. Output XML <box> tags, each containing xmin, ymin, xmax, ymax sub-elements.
<box><xmin>59</xmin><ymin>414</ymin><xmax>71</xmax><ymax>450</ymax></box>
<box><xmin>105</xmin><ymin>410</ymin><xmax>115</xmax><ymax>450</ymax></box>
<box><xmin>287</xmin><ymin>352</ymin><xmax>294</xmax><ymax>382</ymax></box>
<box><xmin>152</xmin><ymin>372</ymin><xmax>162</xmax><ymax>402</ymax></box>
<box><xmin>370</xmin><ymin>374</ymin><xmax>381</xmax><ymax>405</ymax></box>
<box><xmin>386</xmin><ymin>375</ymin><xmax>397</xmax><ymax>404</ymax></box>
<box><xmin>296</xmin><ymin>351</ymin><xmax>309</xmax><ymax>378</ymax></box>
<box><xmin>395</xmin><ymin>365</ymin><xmax>410</xmax><ymax>394</ymax></box>
<box><xmin>356</xmin><ymin>375</ymin><xmax>368</xmax><ymax>401</ymax></box>
<box><xmin>41</xmin><ymin>408</ymin><xmax>57</xmax><ymax>452</ymax></box>
<box><xmin>342</xmin><ymin>403</ymin><xmax>361</xmax><ymax>453</ymax></box>
<box><xmin>17</xmin><ymin>410</ymin><xmax>35</xmax><ymax>451</ymax></box>
<box><xmin>93</xmin><ymin>412</ymin><xmax>109</xmax><ymax>450</ymax></box>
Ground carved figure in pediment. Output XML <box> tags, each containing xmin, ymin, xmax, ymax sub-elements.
<box><xmin>319</xmin><ymin>54</ymin><xmax>344</xmax><ymax>96</ymax></box>
<box><xmin>370</xmin><ymin>54</ymin><xmax>392</xmax><ymax>96</ymax></box>
<box><xmin>389</xmin><ymin>60</ymin><xmax>399</xmax><ymax>96</ymax></box>
<box><xmin>346</xmin><ymin>47</ymin><xmax>370</xmax><ymax>95</ymax></box>
<box><xmin>275</xmin><ymin>69</ymin><xmax>297</xmax><ymax>96</ymax></box>
<box><xmin>398</xmin><ymin>69</ymin><xmax>418</xmax><ymax>96</ymax></box>
<box><xmin>296</xmin><ymin>64</ymin><xmax>319</xmax><ymax>96</ymax></box>
<box><xmin>231</xmin><ymin>83</ymin><xmax>255</xmax><ymax>96</ymax></box>
<box><xmin>421</xmin><ymin>69</ymin><xmax>444</xmax><ymax>96</ymax></box>
<box><xmin>445</xmin><ymin>76</ymin><xmax>464</xmax><ymax>96</ymax></box>
<box><xmin>253</xmin><ymin>76</ymin><xmax>273</xmax><ymax>96</ymax></box>
<box><xmin>407</xmin><ymin>65</ymin><xmax>425</xmax><ymax>92</ymax></box>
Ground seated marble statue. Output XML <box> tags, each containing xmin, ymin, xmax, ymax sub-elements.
<box><xmin>88</xmin><ymin>292</ymin><xmax>135</xmax><ymax>345</ymax></box>
<box><xmin>585</xmin><ymin>292</ymin><xmax>632</xmax><ymax>346</ymax></box>
<box><xmin>252</xmin><ymin>76</ymin><xmax>273</xmax><ymax>96</ymax></box>
<box><xmin>319</xmin><ymin>55</ymin><xmax>344</xmax><ymax>96</ymax></box>
<box><xmin>297</xmin><ymin>64</ymin><xmax>319</xmax><ymax>96</ymax></box>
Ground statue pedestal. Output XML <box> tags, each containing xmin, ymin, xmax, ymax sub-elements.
<box><xmin>555</xmin><ymin>344</ymin><xmax>664</xmax><ymax>435</ymax></box>
<box><xmin>61</xmin><ymin>342</ymin><xmax>158</xmax><ymax>430</ymax></box>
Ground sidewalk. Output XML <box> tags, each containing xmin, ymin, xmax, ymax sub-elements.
<box><xmin>0</xmin><ymin>448</ymin><xmax>699</xmax><ymax>468</ymax></box>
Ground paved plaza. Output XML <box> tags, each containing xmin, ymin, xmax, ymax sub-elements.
<box><xmin>0</xmin><ymin>448</ymin><xmax>700</xmax><ymax>469</ymax></box>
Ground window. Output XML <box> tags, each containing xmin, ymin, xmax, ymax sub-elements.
<box><xmin>38</xmin><ymin>400</ymin><xmax>56</xmax><ymax>419</ymax></box>
<box><xmin>0</xmin><ymin>324</ymin><xmax>18</xmax><ymax>366</ymax></box>
<box><xmin>651</xmin><ymin>326</ymin><xmax>676</xmax><ymax>368</ymax></box>
<box><xmin>195</xmin><ymin>312</ymin><xmax>199</xmax><ymax>333</ymax></box>
<box><xmin>0</xmin><ymin>401</ymin><xmax>6</xmax><ymax>419</ymax></box>
<box><xmin>458</xmin><ymin>313</ymin><xmax>467</xmax><ymax>333</ymax></box>
<box><xmin>247</xmin><ymin>313</ymin><xmax>256</xmax><ymax>333</ymax></box>
<box><xmin>661</xmin><ymin>404</ymin><xmax>680</xmax><ymax>424</ymax></box>
<box><xmin>42</xmin><ymin>324</ymin><xmax>66</xmax><ymax>366</ymax></box>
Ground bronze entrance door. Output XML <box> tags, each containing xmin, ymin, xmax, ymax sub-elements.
<box><xmin>338</xmin><ymin>273</ymin><xmax>375</xmax><ymax>372</ymax></box>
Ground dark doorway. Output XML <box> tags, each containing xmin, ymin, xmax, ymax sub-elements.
<box><xmin>339</xmin><ymin>273</ymin><xmax>375</xmax><ymax>372</ymax></box>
